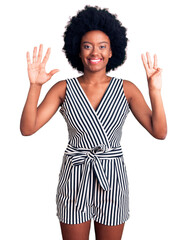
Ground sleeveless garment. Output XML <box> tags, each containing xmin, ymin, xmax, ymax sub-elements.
<box><xmin>56</xmin><ymin>77</ymin><xmax>130</xmax><ymax>226</ymax></box>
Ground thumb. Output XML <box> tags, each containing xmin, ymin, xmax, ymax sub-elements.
<box><xmin>153</xmin><ymin>68</ymin><xmax>162</xmax><ymax>77</ymax></box>
<box><xmin>157</xmin><ymin>68</ymin><xmax>163</xmax><ymax>73</ymax></box>
<box><xmin>48</xmin><ymin>69</ymin><xmax>60</xmax><ymax>77</ymax></box>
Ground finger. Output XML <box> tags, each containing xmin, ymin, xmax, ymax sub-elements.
<box><xmin>146</xmin><ymin>52</ymin><xmax>152</xmax><ymax>68</ymax></box>
<box><xmin>153</xmin><ymin>54</ymin><xmax>158</xmax><ymax>69</ymax></box>
<box><xmin>48</xmin><ymin>69</ymin><xmax>60</xmax><ymax>78</ymax></box>
<box><xmin>37</xmin><ymin>44</ymin><xmax>43</xmax><ymax>63</ymax></box>
<box><xmin>26</xmin><ymin>51</ymin><xmax>31</xmax><ymax>66</ymax></box>
<box><xmin>33</xmin><ymin>46</ymin><xmax>37</xmax><ymax>63</ymax></box>
<box><xmin>141</xmin><ymin>54</ymin><xmax>149</xmax><ymax>72</ymax></box>
<box><xmin>152</xmin><ymin>68</ymin><xmax>163</xmax><ymax>78</ymax></box>
<box><xmin>42</xmin><ymin>48</ymin><xmax>51</xmax><ymax>65</ymax></box>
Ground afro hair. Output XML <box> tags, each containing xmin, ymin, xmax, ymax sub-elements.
<box><xmin>63</xmin><ymin>5</ymin><xmax>128</xmax><ymax>73</ymax></box>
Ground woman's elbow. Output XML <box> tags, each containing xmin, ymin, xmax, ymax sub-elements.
<box><xmin>20</xmin><ymin>131</ymin><xmax>33</xmax><ymax>136</ymax></box>
<box><xmin>20</xmin><ymin>127</ymin><xmax>36</xmax><ymax>136</ymax></box>
<box><xmin>153</xmin><ymin>129</ymin><xmax>167</xmax><ymax>140</ymax></box>
<box><xmin>156</xmin><ymin>134</ymin><xmax>167</xmax><ymax>140</ymax></box>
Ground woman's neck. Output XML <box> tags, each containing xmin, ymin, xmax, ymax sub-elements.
<box><xmin>79</xmin><ymin>70</ymin><xmax>110</xmax><ymax>85</ymax></box>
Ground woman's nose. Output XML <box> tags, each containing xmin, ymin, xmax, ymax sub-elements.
<box><xmin>91</xmin><ymin>46</ymin><xmax>99</xmax><ymax>56</ymax></box>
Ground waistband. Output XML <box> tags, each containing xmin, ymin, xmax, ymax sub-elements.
<box><xmin>63</xmin><ymin>143</ymin><xmax>123</xmax><ymax>213</ymax></box>
<box><xmin>65</xmin><ymin>143</ymin><xmax>123</xmax><ymax>158</ymax></box>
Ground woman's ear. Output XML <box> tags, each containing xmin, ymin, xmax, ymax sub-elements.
<box><xmin>109</xmin><ymin>49</ymin><xmax>112</xmax><ymax>58</ymax></box>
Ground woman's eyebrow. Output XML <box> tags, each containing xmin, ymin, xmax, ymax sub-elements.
<box><xmin>99</xmin><ymin>41</ymin><xmax>109</xmax><ymax>44</ymax></box>
<box><xmin>82</xmin><ymin>41</ymin><xmax>109</xmax><ymax>44</ymax></box>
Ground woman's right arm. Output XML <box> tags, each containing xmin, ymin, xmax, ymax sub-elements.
<box><xmin>20</xmin><ymin>44</ymin><xmax>64</xmax><ymax>136</ymax></box>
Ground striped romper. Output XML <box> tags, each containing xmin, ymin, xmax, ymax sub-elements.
<box><xmin>56</xmin><ymin>77</ymin><xmax>130</xmax><ymax>226</ymax></box>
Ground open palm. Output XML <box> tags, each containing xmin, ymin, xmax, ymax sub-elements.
<box><xmin>141</xmin><ymin>52</ymin><xmax>162</xmax><ymax>91</ymax></box>
<box><xmin>26</xmin><ymin>44</ymin><xmax>59</xmax><ymax>85</ymax></box>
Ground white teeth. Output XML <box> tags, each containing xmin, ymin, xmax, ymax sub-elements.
<box><xmin>89</xmin><ymin>59</ymin><xmax>102</xmax><ymax>63</ymax></box>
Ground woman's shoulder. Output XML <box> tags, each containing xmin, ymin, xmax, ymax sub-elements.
<box><xmin>122</xmin><ymin>79</ymin><xmax>136</xmax><ymax>88</ymax></box>
<box><xmin>50</xmin><ymin>80</ymin><xmax>67</xmax><ymax>102</ymax></box>
<box><xmin>50</xmin><ymin>77</ymin><xmax>77</xmax><ymax>99</ymax></box>
<box><xmin>122</xmin><ymin>79</ymin><xmax>142</xmax><ymax>105</ymax></box>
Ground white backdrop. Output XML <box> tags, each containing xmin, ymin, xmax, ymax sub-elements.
<box><xmin>1</xmin><ymin>0</ymin><xmax>187</xmax><ymax>239</ymax></box>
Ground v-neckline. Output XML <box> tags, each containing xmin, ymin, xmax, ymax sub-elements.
<box><xmin>75</xmin><ymin>77</ymin><xmax>114</xmax><ymax>113</ymax></box>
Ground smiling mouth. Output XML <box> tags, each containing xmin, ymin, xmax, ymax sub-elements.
<box><xmin>88</xmin><ymin>58</ymin><xmax>103</xmax><ymax>64</ymax></box>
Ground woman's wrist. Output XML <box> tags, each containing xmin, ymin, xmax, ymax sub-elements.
<box><xmin>29</xmin><ymin>82</ymin><xmax>43</xmax><ymax>88</ymax></box>
<box><xmin>149</xmin><ymin>88</ymin><xmax>161</xmax><ymax>96</ymax></box>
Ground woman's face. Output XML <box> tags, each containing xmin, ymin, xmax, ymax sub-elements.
<box><xmin>79</xmin><ymin>30</ymin><xmax>112</xmax><ymax>73</ymax></box>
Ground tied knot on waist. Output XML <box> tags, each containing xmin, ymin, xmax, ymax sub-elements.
<box><xmin>85</xmin><ymin>144</ymin><xmax>107</xmax><ymax>163</ymax></box>
<box><xmin>91</xmin><ymin>144</ymin><xmax>107</xmax><ymax>153</ymax></box>
<box><xmin>63</xmin><ymin>143</ymin><xmax>123</xmax><ymax>212</ymax></box>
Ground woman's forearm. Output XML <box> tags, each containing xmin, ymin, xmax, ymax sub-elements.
<box><xmin>149</xmin><ymin>89</ymin><xmax>167</xmax><ymax>139</ymax></box>
<box><xmin>20</xmin><ymin>83</ymin><xmax>42</xmax><ymax>136</ymax></box>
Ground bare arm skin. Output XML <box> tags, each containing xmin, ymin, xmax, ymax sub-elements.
<box><xmin>20</xmin><ymin>44</ymin><xmax>66</xmax><ymax>136</ymax></box>
<box><xmin>123</xmin><ymin>53</ymin><xmax>167</xmax><ymax>140</ymax></box>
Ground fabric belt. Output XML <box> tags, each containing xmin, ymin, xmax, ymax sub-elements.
<box><xmin>63</xmin><ymin>143</ymin><xmax>123</xmax><ymax>213</ymax></box>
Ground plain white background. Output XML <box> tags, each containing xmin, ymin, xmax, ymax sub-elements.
<box><xmin>1</xmin><ymin>0</ymin><xmax>187</xmax><ymax>239</ymax></box>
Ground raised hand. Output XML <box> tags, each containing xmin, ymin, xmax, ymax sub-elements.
<box><xmin>26</xmin><ymin>44</ymin><xmax>59</xmax><ymax>85</ymax></box>
<box><xmin>141</xmin><ymin>52</ymin><xmax>162</xmax><ymax>91</ymax></box>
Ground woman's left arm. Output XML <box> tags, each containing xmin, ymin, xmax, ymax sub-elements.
<box><xmin>124</xmin><ymin>52</ymin><xmax>167</xmax><ymax>139</ymax></box>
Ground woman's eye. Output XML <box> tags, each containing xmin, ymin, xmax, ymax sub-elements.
<box><xmin>100</xmin><ymin>45</ymin><xmax>106</xmax><ymax>49</ymax></box>
<box><xmin>83</xmin><ymin>45</ymin><xmax>91</xmax><ymax>49</ymax></box>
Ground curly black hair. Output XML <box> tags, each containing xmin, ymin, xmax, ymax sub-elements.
<box><xmin>63</xmin><ymin>5</ymin><xmax>128</xmax><ymax>73</ymax></box>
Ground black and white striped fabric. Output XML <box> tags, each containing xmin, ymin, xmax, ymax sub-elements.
<box><xmin>56</xmin><ymin>77</ymin><xmax>130</xmax><ymax>226</ymax></box>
